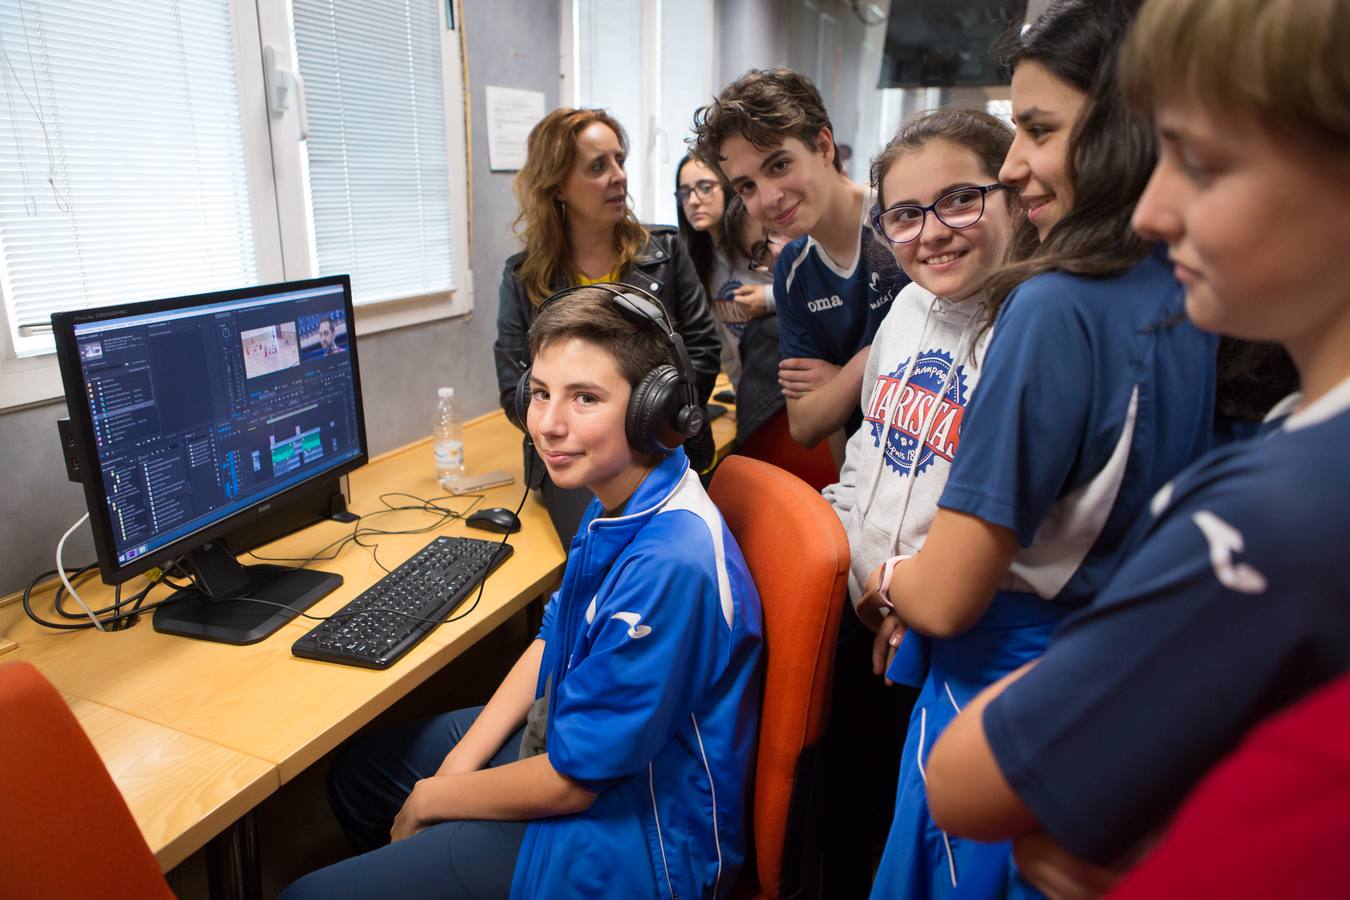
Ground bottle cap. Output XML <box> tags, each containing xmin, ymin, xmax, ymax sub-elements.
<box><xmin>438</xmin><ymin>387</ymin><xmax>453</xmax><ymax>398</ymax></box>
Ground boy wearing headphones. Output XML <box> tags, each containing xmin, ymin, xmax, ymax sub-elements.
<box><xmin>283</xmin><ymin>286</ymin><xmax>763</xmax><ymax>900</ymax></box>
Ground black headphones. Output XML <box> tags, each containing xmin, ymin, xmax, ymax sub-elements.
<box><xmin>515</xmin><ymin>283</ymin><xmax>706</xmax><ymax>456</ymax></box>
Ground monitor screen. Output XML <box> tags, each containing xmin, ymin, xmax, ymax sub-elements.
<box><xmin>56</xmin><ymin>276</ymin><xmax>366</xmax><ymax>580</ymax></box>
<box><xmin>879</xmin><ymin>0</ymin><xmax>1028</xmax><ymax>88</ymax></box>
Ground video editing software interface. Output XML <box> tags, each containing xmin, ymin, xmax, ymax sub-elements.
<box><xmin>73</xmin><ymin>283</ymin><xmax>363</xmax><ymax>567</ymax></box>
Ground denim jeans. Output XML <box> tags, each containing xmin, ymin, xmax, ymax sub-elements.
<box><xmin>280</xmin><ymin>706</ymin><xmax>528</xmax><ymax>900</ymax></box>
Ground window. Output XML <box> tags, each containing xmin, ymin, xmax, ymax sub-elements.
<box><xmin>569</xmin><ymin>0</ymin><xmax>716</xmax><ymax>226</ymax></box>
<box><xmin>0</xmin><ymin>0</ymin><xmax>470</xmax><ymax>410</ymax></box>
<box><xmin>653</xmin><ymin>0</ymin><xmax>716</xmax><ymax>227</ymax></box>
<box><xmin>292</xmin><ymin>0</ymin><xmax>463</xmax><ymax>307</ymax></box>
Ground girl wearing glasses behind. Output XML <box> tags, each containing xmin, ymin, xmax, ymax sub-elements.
<box><xmin>824</xmin><ymin>107</ymin><xmax>1015</xmax><ymax>623</ymax></box>
<box><xmin>854</xmin><ymin>2</ymin><xmax>1220</xmax><ymax>897</ymax></box>
<box><xmin>673</xmin><ymin>154</ymin><xmax>775</xmax><ymax>388</ymax></box>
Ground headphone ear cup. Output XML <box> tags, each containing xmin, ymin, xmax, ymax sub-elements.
<box><xmin>514</xmin><ymin>368</ymin><xmax>532</xmax><ymax>432</ymax></box>
<box><xmin>627</xmin><ymin>365</ymin><xmax>683</xmax><ymax>453</ymax></box>
<box><xmin>510</xmin><ymin>364</ymin><xmax>531</xmax><ymax>437</ymax></box>
<box><xmin>514</xmin><ymin>369</ymin><xmax>547</xmax><ymax>490</ymax></box>
<box><xmin>675</xmin><ymin>400</ymin><xmax>706</xmax><ymax>442</ymax></box>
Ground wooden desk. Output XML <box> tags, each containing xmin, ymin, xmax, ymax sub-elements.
<box><xmin>63</xmin><ymin>694</ymin><xmax>278</xmax><ymax>870</ymax></box>
<box><xmin>0</xmin><ymin>400</ymin><xmax>739</xmax><ymax>872</ymax></box>
<box><xmin>710</xmin><ymin>373</ymin><xmax>738</xmax><ymax>464</ymax></box>
<box><xmin>1</xmin><ymin>409</ymin><xmax>566</xmax><ymax>869</ymax></box>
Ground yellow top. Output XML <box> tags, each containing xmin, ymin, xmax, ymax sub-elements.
<box><xmin>575</xmin><ymin>270</ymin><xmax>620</xmax><ymax>286</ymax></box>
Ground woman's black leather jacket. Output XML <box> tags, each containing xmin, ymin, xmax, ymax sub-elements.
<box><xmin>493</xmin><ymin>225</ymin><xmax>721</xmax><ymax>429</ymax></box>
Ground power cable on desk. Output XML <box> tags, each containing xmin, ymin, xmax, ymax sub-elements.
<box><xmin>352</xmin><ymin>491</ymin><xmax>488</xmax><ymax>573</ymax></box>
<box><xmin>23</xmin><ymin>563</ymin><xmax>182</xmax><ymax>632</ymax></box>
<box><xmin>247</xmin><ymin>491</ymin><xmax>486</xmax><ymax>573</ymax></box>
<box><xmin>24</xmin><ymin>490</ymin><xmax>506</xmax><ymax>635</ymax></box>
<box><xmin>55</xmin><ymin>513</ymin><xmax>103</xmax><ymax>631</ymax></box>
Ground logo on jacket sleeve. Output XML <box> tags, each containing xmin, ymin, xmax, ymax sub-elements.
<box><xmin>864</xmin><ymin>349</ymin><xmax>969</xmax><ymax>477</ymax></box>
<box><xmin>611</xmin><ymin>611</ymin><xmax>652</xmax><ymax>639</ymax></box>
<box><xmin>1192</xmin><ymin>510</ymin><xmax>1267</xmax><ymax>594</ymax></box>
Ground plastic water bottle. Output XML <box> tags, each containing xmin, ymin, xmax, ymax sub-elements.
<box><xmin>433</xmin><ymin>387</ymin><xmax>464</xmax><ymax>488</ymax></box>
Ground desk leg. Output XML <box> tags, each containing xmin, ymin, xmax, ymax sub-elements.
<box><xmin>206</xmin><ymin>812</ymin><xmax>261</xmax><ymax>900</ymax></box>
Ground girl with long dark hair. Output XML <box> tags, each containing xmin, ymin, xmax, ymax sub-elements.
<box><xmin>857</xmin><ymin>2</ymin><xmax>1219</xmax><ymax>895</ymax></box>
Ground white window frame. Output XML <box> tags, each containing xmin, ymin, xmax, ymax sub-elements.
<box><xmin>0</xmin><ymin>0</ymin><xmax>472</xmax><ymax>412</ymax></box>
<box><xmin>564</xmin><ymin>0</ymin><xmax>716</xmax><ymax>226</ymax></box>
<box><xmin>257</xmin><ymin>0</ymin><xmax>473</xmax><ymax>333</ymax></box>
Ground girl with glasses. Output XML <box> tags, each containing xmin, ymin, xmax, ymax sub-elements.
<box><xmin>856</xmin><ymin>1</ymin><xmax>1221</xmax><ymax>896</ymax></box>
<box><xmin>827</xmin><ymin>106</ymin><xmax>1017</xmax><ymax>900</ymax></box>
<box><xmin>673</xmin><ymin>154</ymin><xmax>775</xmax><ymax>390</ymax></box>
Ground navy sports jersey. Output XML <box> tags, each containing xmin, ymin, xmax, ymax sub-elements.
<box><xmin>939</xmin><ymin>246</ymin><xmax>1218</xmax><ymax>608</ymax></box>
<box><xmin>773</xmin><ymin>194</ymin><xmax>906</xmax><ymax>366</ymax></box>
<box><xmin>983</xmin><ymin>376</ymin><xmax>1350</xmax><ymax>866</ymax></box>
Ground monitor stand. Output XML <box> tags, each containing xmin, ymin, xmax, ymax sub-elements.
<box><xmin>153</xmin><ymin>540</ymin><xmax>341</xmax><ymax>645</ymax></box>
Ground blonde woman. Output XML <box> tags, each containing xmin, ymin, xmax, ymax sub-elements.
<box><xmin>494</xmin><ymin>108</ymin><xmax>720</xmax><ymax>541</ymax></box>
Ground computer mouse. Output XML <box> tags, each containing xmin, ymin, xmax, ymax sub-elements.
<box><xmin>466</xmin><ymin>506</ymin><xmax>522</xmax><ymax>534</ymax></box>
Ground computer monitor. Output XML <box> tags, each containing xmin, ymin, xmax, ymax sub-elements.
<box><xmin>51</xmin><ymin>275</ymin><xmax>368</xmax><ymax>643</ymax></box>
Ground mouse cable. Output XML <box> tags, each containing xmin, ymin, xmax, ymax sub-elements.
<box><xmin>232</xmin><ymin>484</ymin><xmax>528</xmax><ymax>631</ymax></box>
<box><xmin>444</xmin><ymin>479</ymin><xmax>530</xmax><ymax>625</ymax></box>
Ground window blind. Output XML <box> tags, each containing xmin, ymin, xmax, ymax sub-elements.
<box><xmin>0</xmin><ymin>0</ymin><xmax>257</xmax><ymax>357</ymax></box>
<box><xmin>293</xmin><ymin>0</ymin><xmax>455</xmax><ymax>305</ymax></box>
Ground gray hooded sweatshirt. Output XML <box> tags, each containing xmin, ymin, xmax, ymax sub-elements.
<box><xmin>823</xmin><ymin>281</ymin><xmax>991</xmax><ymax>604</ymax></box>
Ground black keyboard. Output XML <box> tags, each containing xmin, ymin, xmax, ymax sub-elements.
<box><xmin>292</xmin><ymin>535</ymin><xmax>513</xmax><ymax>669</ymax></box>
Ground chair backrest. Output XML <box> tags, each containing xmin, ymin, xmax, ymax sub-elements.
<box><xmin>710</xmin><ymin>455</ymin><xmax>849</xmax><ymax>900</ymax></box>
<box><xmin>0</xmin><ymin>661</ymin><xmax>173</xmax><ymax>900</ymax></box>
<box><xmin>735</xmin><ymin>409</ymin><xmax>840</xmax><ymax>493</ymax></box>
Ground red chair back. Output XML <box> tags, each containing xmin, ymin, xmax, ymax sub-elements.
<box><xmin>0</xmin><ymin>661</ymin><xmax>173</xmax><ymax>900</ymax></box>
<box><xmin>736</xmin><ymin>409</ymin><xmax>840</xmax><ymax>492</ymax></box>
<box><xmin>710</xmin><ymin>456</ymin><xmax>849</xmax><ymax>899</ymax></box>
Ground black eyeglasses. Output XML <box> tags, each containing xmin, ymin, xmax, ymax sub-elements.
<box><xmin>747</xmin><ymin>233</ymin><xmax>787</xmax><ymax>272</ymax></box>
<box><xmin>675</xmin><ymin>179</ymin><xmax>721</xmax><ymax>205</ymax></box>
<box><xmin>872</xmin><ymin>184</ymin><xmax>1007</xmax><ymax>244</ymax></box>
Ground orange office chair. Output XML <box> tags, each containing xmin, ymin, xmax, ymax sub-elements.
<box><xmin>710</xmin><ymin>455</ymin><xmax>850</xmax><ymax>900</ymax></box>
<box><xmin>0</xmin><ymin>661</ymin><xmax>173</xmax><ymax>900</ymax></box>
<box><xmin>736</xmin><ymin>409</ymin><xmax>840</xmax><ymax>493</ymax></box>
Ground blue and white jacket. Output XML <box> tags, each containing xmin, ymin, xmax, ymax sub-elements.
<box><xmin>510</xmin><ymin>448</ymin><xmax>764</xmax><ymax>900</ymax></box>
